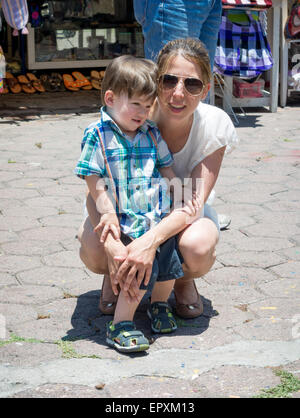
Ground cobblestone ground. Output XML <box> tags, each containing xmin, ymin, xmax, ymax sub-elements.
<box><xmin>0</xmin><ymin>91</ymin><xmax>299</xmax><ymax>398</ymax></box>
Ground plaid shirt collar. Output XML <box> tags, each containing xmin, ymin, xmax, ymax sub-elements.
<box><xmin>100</xmin><ymin>106</ymin><xmax>156</xmax><ymax>137</ymax></box>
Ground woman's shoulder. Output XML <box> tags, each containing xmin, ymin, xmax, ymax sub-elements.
<box><xmin>195</xmin><ymin>102</ymin><xmax>232</xmax><ymax>124</ymax></box>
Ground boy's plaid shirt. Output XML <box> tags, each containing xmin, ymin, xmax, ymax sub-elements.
<box><xmin>75</xmin><ymin>107</ymin><xmax>174</xmax><ymax>239</ymax></box>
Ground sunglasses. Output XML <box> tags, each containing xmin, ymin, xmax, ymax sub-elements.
<box><xmin>159</xmin><ymin>74</ymin><xmax>204</xmax><ymax>96</ymax></box>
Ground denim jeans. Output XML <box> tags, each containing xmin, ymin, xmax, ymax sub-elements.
<box><xmin>133</xmin><ymin>0</ymin><xmax>222</xmax><ymax>70</ymax></box>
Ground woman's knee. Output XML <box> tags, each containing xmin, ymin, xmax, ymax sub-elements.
<box><xmin>178</xmin><ymin>221</ymin><xmax>219</xmax><ymax>273</ymax></box>
<box><xmin>181</xmin><ymin>238</ymin><xmax>216</xmax><ymax>273</ymax></box>
<box><xmin>78</xmin><ymin>218</ymin><xmax>107</xmax><ymax>274</ymax></box>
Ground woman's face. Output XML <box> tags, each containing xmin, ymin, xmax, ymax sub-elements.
<box><xmin>157</xmin><ymin>55</ymin><xmax>209</xmax><ymax>123</ymax></box>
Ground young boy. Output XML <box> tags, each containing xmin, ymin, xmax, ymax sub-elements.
<box><xmin>75</xmin><ymin>55</ymin><xmax>194</xmax><ymax>353</ymax></box>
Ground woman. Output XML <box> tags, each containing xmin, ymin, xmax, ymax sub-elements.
<box><xmin>78</xmin><ymin>38</ymin><xmax>238</xmax><ymax>319</ymax></box>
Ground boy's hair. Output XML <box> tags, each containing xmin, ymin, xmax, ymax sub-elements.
<box><xmin>156</xmin><ymin>38</ymin><xmax>212</xmax><ymax>86</ymax></box>
<box><xmin>101</xmin><ymin>55</ymin><xmax>158</xmax><ymax>104</ymax></box>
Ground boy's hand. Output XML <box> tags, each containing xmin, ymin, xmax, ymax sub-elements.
<box><xmin>94</xmin><ymin>213</ymin><xmax>121</xmax><ymax>243</ymax></box>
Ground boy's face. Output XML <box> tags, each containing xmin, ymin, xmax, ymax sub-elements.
<box><xmin>105</xmin><ymin>91</ymin><xmax>154</xmax><ymax>137</ymax></box>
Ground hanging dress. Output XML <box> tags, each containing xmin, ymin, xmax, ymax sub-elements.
<box><xmin>1</xmin><ymin>0</ymin><xmax>29</xmax><ymax>36</ymax></box>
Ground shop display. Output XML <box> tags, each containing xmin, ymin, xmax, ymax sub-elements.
<box><xmin>26</xmin><ymin>0</ymin><xmax>143</xmax><ymax>69</ymax></box>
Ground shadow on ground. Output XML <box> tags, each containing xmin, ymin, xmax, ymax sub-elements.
<box><xmin>63</xmin><ymin>289</ymin><xmax>218</xmax><ymax>357</ymax></box>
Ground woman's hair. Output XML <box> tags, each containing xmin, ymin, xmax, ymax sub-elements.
<box><xmin>156</xmin><ymin>38</ymin><xmax>212</xmax><ymax>86</ymax></box>
<box><xmin>101</xmin><ymin>55</ymin><xmax>158</xmax><ymax>104</ymax></box>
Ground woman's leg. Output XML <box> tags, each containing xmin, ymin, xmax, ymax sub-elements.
<box><xmin>174</xmin><ymin>217</ymin><xmax>219</xmax><ymax>315</ymax></box>
<box><xmin>77</xmin><ymin>192</ymin><xmax>118</xmax><ymax>313</ymax></box>
<box><xmin>77</xmin><ymin>216</ymin><xmax>108</xmax><ymax>274</ymax></box>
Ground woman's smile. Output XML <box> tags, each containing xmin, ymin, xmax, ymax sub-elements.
<box><xmin>168</xmin><ymin>103</ymin><xmax>186</xmax><ymax>113</ymax></box>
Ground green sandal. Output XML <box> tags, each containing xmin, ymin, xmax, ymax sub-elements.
<box><xmin>106</xmin><ymin>320</ymin><xmax>149</xmax><ymax>353</ymax></box>
<box><xmin>147</xmin><ymin>302</ymin><xmax>177</xmax><ymax>334</ymax></box>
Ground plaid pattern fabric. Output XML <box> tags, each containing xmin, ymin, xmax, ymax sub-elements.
<box><xmin>222</xmin><ymin>0</ymin><xmax>272</xmax><ymax>8</ymax></box>
<box><xmin>75</xmin><ymin>107</ymin><xmax>173</xmax><ymax>239</ymax></box>
<box><xmin>214</xmin><ymin>12</ymin><xmax>273</xmax><ymax>78</ymax></box>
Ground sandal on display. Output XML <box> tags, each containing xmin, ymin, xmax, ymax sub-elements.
<box><xmin>26</xmin><ymin>72</ymin><xmax>46</xmax><ymax>93</ymax></box>
<box><xmin>63</xmin><ymin>73</ymin><xmax>79</xmax><ymax>91</ymax></box>
<box><xmin>174</xmin><ymin>280</ymin><xmax>203</xmax><ymax>319</ymax></box>
<box><xmin>51</xmin><ymin>72</ymin><xmax>65</xmax><ymax>91</ymax></box>
<box><xmin>5</xmin><ymin>72</ymin><xmax>22</xmax><ymax>93</ymax></box>
<box><xmin>106</xmin><ymin>320</ymin><xmax>149</xmax><ymax>353</ymax></box>
<box><xmin>90</xmin><ymin>70</ymin><xmax>102</xmax><ymax>90</ymax></box>
<box><xmin>72</xmin><ymin>71</ymin><xmax>92</xmax><ymax>90</ymax></box>
<box><xmin>17</xmin><ymin>74</ymin><xmax>36</xmax><ymax>93</ymax></box>
<box><xmin>40</xmin><ymin>74</ymin><xmax>57</xmax><ymax>92</ymax></box>
<box><xmin>99</xmin><ymin>274</ymin><xmax>118</xmax><ymax>315</ymax></box>
<box><xmin>147</xmin><ymin>302</ymin><xmax>177</xmax><ymax>333</ymax></box>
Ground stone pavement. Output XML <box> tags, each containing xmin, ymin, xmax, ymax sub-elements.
<box><xmin>0</xmin><ymin>91</ymin><xmax>300</xmax><ymax>399</ymax></box>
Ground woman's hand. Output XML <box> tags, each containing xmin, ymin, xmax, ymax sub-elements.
<box><xmin>114</xmin><ymin>231</ymin><xmax>158</xmax><ymax>297</ymax></box>
<box><xmin>104</xmin><ymin>235</ymin><xmax>141</xmax><ymax>303</ymax></box>
<box><xmin>94</xmin><ymin>213</ymin><xmax>121</xmax><ymax>243</ymax></box>
<box><xmin>104</xmin><ymin>236</ymin><xmax>127</xmax><ymax>296</ymax></box>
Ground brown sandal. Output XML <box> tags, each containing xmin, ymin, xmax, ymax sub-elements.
<box><xmin>5</xmin><ymin>72</ymin><xmax>22</xmax><ymax>93</ymax></box>
<box><xmin>90</xmin><ymin>70</ymin><xmax>102</xmax><ymax>90</ymax></box>
<box><xmin>99</xmin><ymin>275</ymin><xmax>118</xmax><ymax>315</ymax></box>
<box><xmin>174</xmin><ymin>280</ymin><xmax>203</xmax><ymax>319</ymax></box>
<box><xmin>17</xmin><ymin>74</ymin><xmax>36</xmax><ymax>93</ymax></box>
<box><xmin>26</xmin><ymin>73</ymin><xmax>46</xmax><ymax>93</ymax></box>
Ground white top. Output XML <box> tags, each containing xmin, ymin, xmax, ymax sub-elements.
<box><xmin>172</xmin><ymin>102</ymin><xmax>239</xmax><ymax>181</ymax></box>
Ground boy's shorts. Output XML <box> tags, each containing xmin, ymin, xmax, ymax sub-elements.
<box><xmin>120</xmin><ymin>233</ymin><xmax>184</xmax><ymax>292</ymax></box>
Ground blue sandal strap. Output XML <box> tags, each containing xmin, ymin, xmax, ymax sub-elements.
<box><xmin>147</xmin><ymin>302</ymin><xmax>177</xmax><ymax>334</ymax></box>
<box><xmin>106</xmin><ymin>321</ymin><xmax>149</xmax><ymax>352</ymax></box>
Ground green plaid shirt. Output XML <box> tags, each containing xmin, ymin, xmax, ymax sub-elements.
<box><xmin>75</xmin><ymin>107</ymin><xmax>173</xmax><ymax>239</ymax></box>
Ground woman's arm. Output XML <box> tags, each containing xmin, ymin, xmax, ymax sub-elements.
<box><xmin>190</xmin><ymin>146</ymin><xmax>226</xmax><ymax>204</ymax></box>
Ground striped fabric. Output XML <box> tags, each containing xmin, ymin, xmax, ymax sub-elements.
<box><xmin>214</xmin><ymin>12</ymin><xmax>273</xmax><ymax>78</ymax></box>
<box><xmin>75</xmin><ymin>107</ymin><xmax>174</xmax><ymax>239</ymax></box>
<box><xmin>1</xmin><ymin>0</ymin><xmax>29</xmax><ymax>35</ymax></box>
<box><xmin>222</xmin><ymin>0</ymin><xmax>272</xmax><ymax>8</ymax></box>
